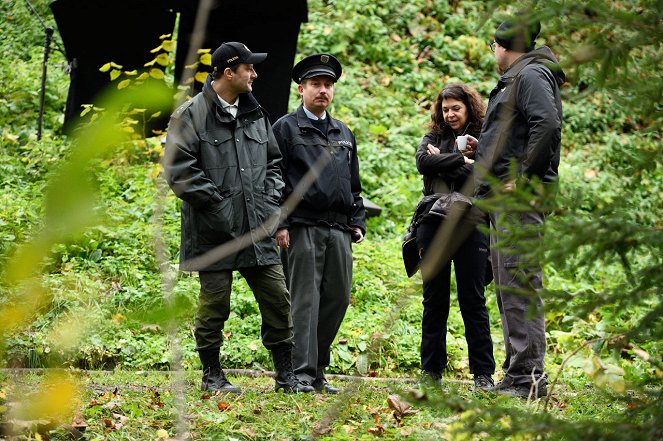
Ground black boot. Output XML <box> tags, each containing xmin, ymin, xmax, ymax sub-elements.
<box><xmin>271</xmin><ymin>347</ymin><xmax>314</xmax><ymax>393</ymax></box>
<box><xmin>199</xmin><ymin>349</ymin><xmax>241</xmax><ymax>393</ymax></box>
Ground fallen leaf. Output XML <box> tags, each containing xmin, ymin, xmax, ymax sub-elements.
<box><xmin>217</xmin><ymin>402</ymin><xmax>230</xmax><ymax>412</ymax></box>
<box><xmin>240</xmin><ymin>426</ymin><xmax>257</xmax><ymax>438</ymax></box>
<box><xmin>253</xmin><ymin>406</ymin><xmax>262</xmax><ymax>414</ymax></box>
<box><xmin>103</xmin><ymin>400</ymin><xmax>120</xmax><ymax>410</ymax></box>
<box><xmin>367</xmin><ymin>425</ymin><xmax>385</xmax><ymax>435</ymax></box>
<box><xmin>312</xmin><ymin>417</ymin><xmax>333</xmax><ymax>435</ymax></box>
<box><xmin>71</xmin><ymin>412</ymin><xmax>88</xmax><ymax>431</ymax></box>
<box><xmin>156</xmin><ymin>428</ymin><xmax>169</xmax><ymax>438</ymax></box>
<box><xmin>387</xmin><ymin>394</ymin><xmax>417</xmax><ymax>420</ymax></box>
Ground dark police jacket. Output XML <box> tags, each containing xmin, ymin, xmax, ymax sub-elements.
<box><xmin>163</xmin><ymin>76</ymin><xmax>284</xmax><ymax>271</ymax></box>
<box><xmin>475</xmin><ymin>46</ymin><xmax>566</xmax><ymax>199</ymax></box>
<box><xmin>272</xmin><ymin>105</ymin><xmax>366</xmax><ymax>234</ymax></box>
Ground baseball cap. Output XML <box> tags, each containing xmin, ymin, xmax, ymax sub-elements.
<box><xmin>211</xmin><ymin>41</ymin><xmax>267</xmax><ymax>72</ymax></box>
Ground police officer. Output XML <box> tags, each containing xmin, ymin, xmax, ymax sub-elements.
<box><xmin>272</xmin><ymin>54</ymin><xmax>366</xmax><ymax>393</ymax></box>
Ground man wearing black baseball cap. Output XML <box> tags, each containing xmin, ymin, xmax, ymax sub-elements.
<box><xmin>272</xmin><ymin>54</ymin><xmax>366</xmax><ymax>394</ymax></box>
<box><xmin>163</xmin><ymin>41</ymin><xmax>314</xmax><ymax>394</ymax></box>
<box><xmin>474</xmin><ymin>15</ymin><xmax>565</xmax><ymax>399</ymax></box>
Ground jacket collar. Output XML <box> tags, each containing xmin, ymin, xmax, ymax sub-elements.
<box><xmin>202</xmin><ymin>74</ymin><xmax>262</xmax><ymax>119</ymax></box>
<box><xmin>295</xmin><ymin>104</ymin><xmax>341</xmax><ymax>133</ymax></box>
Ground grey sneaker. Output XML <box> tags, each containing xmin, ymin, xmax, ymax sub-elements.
<box><xmin>491</xmin><ymin>381</ymin><xmax>547</xmax><ymax>399</ymax></box>
<box><xmin>473</xmin><ymin>374</ymin><xmax>494</xmax><ymax>392</ymax></box>
<box><xmin>419</xmin><ymin>371</ymin><xmax>442</xmax><ymax>388</ymax></box>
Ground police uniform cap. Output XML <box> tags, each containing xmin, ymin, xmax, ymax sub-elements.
<box><xmin>291</xmin><ymin>53</ymin><xmax>342</xmax><ymax>83</ymax></box>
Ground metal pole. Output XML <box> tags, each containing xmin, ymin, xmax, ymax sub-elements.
<box><xmin>38</xmin><ymin>26</ymin><xmax>54</xmax><ymax>140</ymax></box>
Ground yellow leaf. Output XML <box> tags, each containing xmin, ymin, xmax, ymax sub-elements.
<box><xmin>123</xmin><ymin>126</ymin><xmax>135</xmax><ymax>133</ymax></box>
<box><xmin>197</xmin><ymin>48</ymin><xmax>211</xmax><ymax>54</ymax></box>
<box><xmin>110</xmin><ymin>70</ymin><xmax>122</xmax><ymax>81</ymax></box>
<box><xmin>200</xmin><ymin>53</ymin><xmax>212</xmax><ymax>66</ymax></box>
<box><xmin>99</xmin><ymin>62</ymin><xmax>111</xmax><ymax>72</ymax></box>
<box><xmin>150</xmin><ymin>68</ymin><xmax>165</xmax><ymax>80</ymax></box>
<box><xmin>110</xmin><ymin>61</ymin><xmax>123</xmax><ymax>69</ymax></box>
<box><xmin>124</xmin><ymin>70</ymin><xmax>138</xmax><ymax>76</ymax></box>
<box><xmin>150</xmin><ymin>111</ymin><xmax>162</xmax><ymax>119</ymax></box>
<box><xmin>162</xmin><ymin>40</ymin><xmax>175</xmax><ymax>52</ymax></box>
<box><xmin>195</xmin><ymin>72</ymin><xmax>208</xmax><ymax>83</ymax></box>
<box><xmin>35</xmin><ymin>433</ymin><xmax>43</xmax><ymax>441</ymax></box>
<box><xmin>156</xmin><ymin>428</ymin><xmax>169</xmax><ymax>438</ymax></box>
<box><xmin>137</xmin><ymin>72</ymin><xmax>150</xmax><ymax>81</ymax></box>
<box><xmin>112</xmin><ymin>314</ymin><xmax>125</xmax><ymax>324</ymax></box>
<box><xmin>18</xmin><ymin>373</ymin><xmax>78</xmax><ymax>423</ymax></box>
<box><xmin>117</xmin><ymin>79</ymin><xmax>131</xmax><ymax>90</ymax></box>
<box><xmin>156</xmin><ymin>53</ymin><xmax>170</xmax><ymax>66</ymax></box>
<box><xmin>185</xmin><ymin>61</ymin><xmax>199</xmax><ymax>69</ymax></box>
<box><xmin>159</xmin><ymin>33</ymin><xmax>172</xmax><ymax>40</ymax></box>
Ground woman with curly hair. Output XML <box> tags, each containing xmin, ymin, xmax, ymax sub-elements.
<box><xmin>414</xmin><ymin>82</ymin><xmax>495</xmax><ymax>391</ymax></box>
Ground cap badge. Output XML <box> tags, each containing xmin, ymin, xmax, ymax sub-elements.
<box><xmin>321</xmin><ymin>55</ymin><xmax>329</xmax><ymax>63</ymax></box>
<box><xmin>227</xmin><ymin>56</ymin><xmax>239</xmax><ymax>63</ymax></box>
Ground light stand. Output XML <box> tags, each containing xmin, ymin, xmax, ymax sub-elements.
<box><xmin>38</xmin><ymin>26</ymin><xmax>54</xmax><ymax>140</ymax></box>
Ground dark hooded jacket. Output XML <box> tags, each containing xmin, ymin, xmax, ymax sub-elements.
<box><xmin>163</xmin><ymin>75</ymin><xmax>284</xmax><ymax>271</ymax></box>
<box><xmin>475</xmin><ymin>46</ymin><xmax>565</xmax><ymax>198</ymax></box>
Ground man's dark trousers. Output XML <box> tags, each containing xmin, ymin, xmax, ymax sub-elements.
<box><xmin>195</xmin><ymin>265</ymin><xmax>293</xmax><ymax>351</ymax></box>
<box><xmin>490</xmin><ymin>210</ymin><xmax>546</xmax><ymax>387</ymax></box>
<box><xmin>283</xmin><ymin>225</ymin><xmax>352</xmax><ymax>383</ymax></box>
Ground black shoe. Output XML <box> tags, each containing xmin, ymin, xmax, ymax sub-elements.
<box><xmin>491</xmin><ymin>381</ymin><xmax>547</xmax><ymax>399</ymax></box>
<box><xmin>312</xmin><ymin>378</ymin><xmax>340</xmax><ymax>394</ymax></box>
<box><xmin>473</xmin><ymin>374</ymin><xmax>494</xmax><ymax>392</ymax></box>
<box><xmin>271</xmin><ymin>347</ymin><xmax>315</xmax><ymax>393</ymax></box>
<box><xmin>201</xmin><ymin>366</ymin><xmax>241</xmax><ymax>394</ymax></box>
<box><xmin>419</xmin><ymin>371</ymin><xmax>442</xmax><ymax>388</ymax></box>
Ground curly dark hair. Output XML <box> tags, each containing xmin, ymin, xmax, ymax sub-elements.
<box><xmin>429</xmin><ymin>82</ymin><xmax>486</xmax><ymax>136</ymax></box>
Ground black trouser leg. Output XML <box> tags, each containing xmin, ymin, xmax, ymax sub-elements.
<box><xmin>453</xmin><ymin>229</ymin><xmax>495</xmax><ymax>375</ymax></box>
<box><xmin>417</xmin><ymin>222</ymin><xmax>452</xmax><ymax>374</ymax></box>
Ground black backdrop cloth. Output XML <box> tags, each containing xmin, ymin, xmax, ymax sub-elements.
<box><xmin>50</xmin><ymin>0</ymin><xmax>307</xmax><ymax>133</ymax></box>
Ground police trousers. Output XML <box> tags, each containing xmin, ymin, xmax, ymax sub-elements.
<box><xmin>282</xmin><ymin>225</ymin><xmax>352</xmax><ymax>383</ymax></box>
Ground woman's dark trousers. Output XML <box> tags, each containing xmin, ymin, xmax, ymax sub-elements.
<box><xmin>416</xmin><ymin>221</ymin><xmax>495</xmax><ymax>376</ymax></box>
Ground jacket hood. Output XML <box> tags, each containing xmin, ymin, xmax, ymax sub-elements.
<box><xmin>503</xmin><ymin>45</ymin><xmax>566</xmax><ymax>85</ymax></box>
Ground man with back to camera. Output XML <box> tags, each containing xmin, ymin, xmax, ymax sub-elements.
<box><xmin>162</xmin><ymin>41</ymin><xmax>314</xmax><ymax>394</ymax></box>
<box><xmin>272</xmin><ymin>54</ymin><xmax>366</xmax><ymax>394</ymax></box>
<box><xmin>473</xmin><ymin>15</ymin><xmax>565</xmax><ymax>398</ymax></box>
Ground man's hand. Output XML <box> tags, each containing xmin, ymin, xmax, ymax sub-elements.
<box><xmin>467</xmin><ymin>135</ymin><xmax>478</xmax><ymax>150</ymax></box>
<box><xmin>276</xmin><ymin>228</ymin><xmax>290</xmax><ymax>248</ymax></box>
<box><xmin>351</xmin><ymin>227</ymin><xmax>365</xmax><ymax>243</ymax></box>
